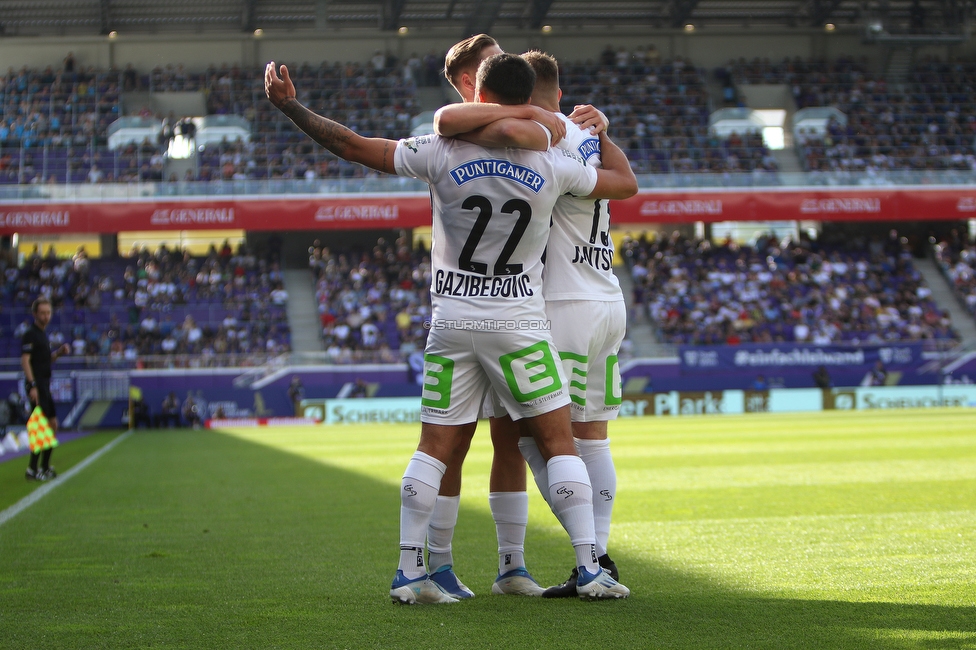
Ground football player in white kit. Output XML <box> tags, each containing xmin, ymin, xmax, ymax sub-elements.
<box><xmin>428</xmin><ymin>36</ymin><xmax>619</xmax><ymax>602</ymax></box>
<box><xmin>265</xmin><ymin>52</ymin><xmax>637</xmax><ymax>603</ymax></box>
<box><xmin>425</xmin><ymin>34</ymin><xmax>564</xmax><ymax>601</ymax></box>
<box><xmin>430</xmin><ymin>42</ymin><xmax>630</xmax><ymax>600</ymax></box>
<box><xmin>434</xmin><ymin>50</ymin><xmax>628</xmax><ymax>597</ymax></box>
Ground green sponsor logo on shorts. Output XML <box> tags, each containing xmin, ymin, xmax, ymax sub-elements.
<box><xmin>421</xmin><ymin>353</ymin><xmax>454</xmax><ymax>409</ymax></box>
<box><xmin>559</xmin><ymin>351</ymin><xmax>588</xmax><ymax>407</ymax></box>
<box><xmin>500</xmin><ymin>341</ymin><xmax>563</xmax><ymax>403</ymax></box>
<box><xmin>605</xmin><ymin>354</ymin><xmax>622</xmax><ymax>406</ymax></box>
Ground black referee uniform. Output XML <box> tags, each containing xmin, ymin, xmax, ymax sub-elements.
<box><xmin>22</xmin><ymin>321</ymin><xmax>57</xmax><ymax>478</ymax></box>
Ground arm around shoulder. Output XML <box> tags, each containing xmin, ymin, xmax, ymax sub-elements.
<box><xmin>455</xmin><ymin>119</ymin><xmax>549</xmax><ymax>151</ymax></box>
<box><xmin>434</xmin><ymin>103</ymin><xmax>563</xmax><ymax>149</ymax></box>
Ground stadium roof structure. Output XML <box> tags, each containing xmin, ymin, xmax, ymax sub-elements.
<box><xmin>0</xmin><ymin>0</ymin><xmax>969</xmax><ymax>37</ymax></box>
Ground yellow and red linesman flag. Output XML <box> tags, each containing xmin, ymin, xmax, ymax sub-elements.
<box><xmin>27</xmin><ymin>406</ymin><xmax>59</xmax><ymax>453</ymax></box>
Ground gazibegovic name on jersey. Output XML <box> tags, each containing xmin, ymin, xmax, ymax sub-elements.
<box><xmin>434</xmin><ymin>269</ymin><xmax>534</xmax><ymax>298</ymax></box>
<box><xmin>449</xmin><ymin>159</ymin><xmax>546</xmax><ymax>193</ymax></box>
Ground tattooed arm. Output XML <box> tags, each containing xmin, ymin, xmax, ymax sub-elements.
<box><xmin>265</xmin><ymin>61</ymin><xmax>397</xmax><ymax>174</ymax></box>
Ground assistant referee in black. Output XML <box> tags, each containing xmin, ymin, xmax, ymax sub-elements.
<box><xmin>21</xmin><ymin>296</ymin><xmax>70</xmax><ymax>481</ymax></box>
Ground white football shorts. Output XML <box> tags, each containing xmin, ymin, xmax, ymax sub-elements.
<box><xmin>546</xmin><ymin>299</ymin><xmax>625</xmax><ymax>422</ymax></box>
<box><xmin>420</xmin><ymin>324</ymin><xmax>570</xmax><ymax>425</ymax></box>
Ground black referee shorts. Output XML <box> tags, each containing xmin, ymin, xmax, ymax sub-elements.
<box><xmin>32</xmin><ymin>382</ymin><xmax>57</xmax><ymax>421</ymax></box>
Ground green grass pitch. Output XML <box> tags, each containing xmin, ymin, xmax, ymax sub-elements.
<box><xmin>0</xmin><ymin>409</ymin><xmax>974</xmax><ymax>649</ymax></box>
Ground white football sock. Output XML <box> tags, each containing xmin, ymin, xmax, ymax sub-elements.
<box><xmin>399</xmin><ymin>547</ymin><xmax>426</xmax><ymax>580</ymax></box>
<box><xmin>489</xmin><ymin>491</ymin><xmax>528</xmax><ymax>574</ymax></box>
<box><xmin>399</xmin><ymin>451</ymin><xmax>446</xmax><ymax>578</ymax></box>
<box><xmin>427</xmin><ymin>495</ymin><xmax>460</xmax><ymax>572</ymax></box>
<box><xmin>575</xmin><ymin>437</ymin><xmax>616</xmax><ymax>558</ymax></box>
<box><xmin>546</xmin><ymin>454</ymin><xmax>598</xmax><ymax>574</ymax></box>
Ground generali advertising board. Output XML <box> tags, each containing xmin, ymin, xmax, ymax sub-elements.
<box><xmin>612</xmin><ymin>187</ymin><xmax>976</xmax><ymax>224</ymax></box>
<box><xmin>3</xmin><ymin>187</ymin><xmax>976</xmax><ymax>234</ymax></box>
<box><xmin>0</xmin><ymin>195</ymin><xmax>434</xmax><ymax>234</ymax></box>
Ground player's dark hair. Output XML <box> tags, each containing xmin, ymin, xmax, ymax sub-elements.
<box><xmin>31</xmin><ymin>296</ymin><xmax>51</xmax><ymax>314</ymax></box>
<box><xmin>444</xmin><ymin>34</ymin><xmax>498</xmax><ymax>87</ymax></box>
<box><xmin>476</xmin><ymin>53</ymin><xmax>536</xmax><ymax>105</ymax></box>
<box><xmin>521</xmin><ymin>50</ymin><xmax>559</xmax><ymax>95</ymax></box>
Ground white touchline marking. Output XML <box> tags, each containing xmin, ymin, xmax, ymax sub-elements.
<box><xmin>0</xmin><ymin>431</ymin><xmax>133</xmax><ymax>528</ymax></box>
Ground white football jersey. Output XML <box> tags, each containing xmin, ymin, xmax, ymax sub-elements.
<box><xmin>542</xmin><ymin>113</ymin><xmax>623</xmax><ymax>302</ymax></box>
<box><xmin>395</xmin><ymin>132</ymin><xmax>597</xmax><ymax>323</ymax></box>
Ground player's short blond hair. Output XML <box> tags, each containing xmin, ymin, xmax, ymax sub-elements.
<box><xmin>444</xmin><ymin>34</ymin><xmax>498</xmax><ymax>88</ymax></box>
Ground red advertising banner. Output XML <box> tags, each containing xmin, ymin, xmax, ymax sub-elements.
<box><xmin>2</xmin><ymin>187</ymin><xmax>975</xmax><ymax>234</ymax></box>
<box><xmin>610</xmin><ymin>187</ymin><xmax>976</xmax><ymax>223</ymax></box>
<box><xmin>0</xmin><ymin>194</ymin><xmax>434</xmax><ymax>235</ymax></box>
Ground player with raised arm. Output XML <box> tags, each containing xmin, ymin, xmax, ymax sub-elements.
<box><xmin>434</xmin><ymin>50</ymin><xmax>629</xmax><ymax>597</ymax></box>
<box><xmin>266</xmin><ymin>51</ymin><xmax>636</xmax><ymax>604</ymax></box>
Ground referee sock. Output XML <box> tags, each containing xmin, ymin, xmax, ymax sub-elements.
<box><xmin>546</xmin><ymin>455</ymin><xmax>599</xmax><ymax>575</ymax></box>
<box><xmin>28</xmin><ymin>452</ymin><xmax>40</xmax><ymax>473</ymax></box>
<box><xmin>574</xmin><ymin>437</ymin><xmax>616</xmax><ymax>558</ymax></box>
<box><xmin>427</xmin><ymin>495</ymin><xmax>460</xmax><ymax>572</ymax></box>
<box><xmin>399</xmin><ymin>451</ymin><xmax>446</xmax><ymax>579</ymax></box>
<box><xmin>41</xmin><ymin>448</ymin><xmax>53</xmax><ymax>472</ymax></box>
<box><xmin>489</xmin><ymin>491</ymin><xmax>528</xmax><ymax>575</ymax></box>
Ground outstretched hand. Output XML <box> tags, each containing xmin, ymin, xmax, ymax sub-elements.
<box><xmin>568</xmin><ymin>104</ymin><xmax>610</xmax><ymax>135</ymax></box>
<box><xmin>265</xmin><ymin>61</ymin><xmax>296</xmax><ymax>108</ymax></box>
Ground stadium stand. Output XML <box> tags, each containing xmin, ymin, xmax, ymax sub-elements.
<box><xmin>559</xmin><ymin>54</ymin><xmax>778</xmax><ymax>175</ymax></box>
<box><xmin>0</xmin><ymin>56</ymin><xmax>421</xmax><ymax>185</ymax></box>
<box><xmin>11</xmin><ymin>51</ymin><xmax>976</xmax><ymax>184</ymax></box>
<box><xmin>0</xmin><ymin>65</ymin><xmax>125</xmax><ymax>183</ymax></box>
<box><xmin>2</xmin><ymin>47</ymin><xmax>975</xmax><ymax>367</ymax></box>
<box><xmin>622</xmin><ymin>230</ymin><xmax>959</xmax><ymax>346</ymax></box>
<box><xmin>309</xmin><ymin>234</ymin><xmax>430</xmax><ymax>364</ymax></box>
<box><xmin>724</xmin><ymin>56</ymin><xmax>976</xmax><ymax>174</ymax></box>
<box><xmin>0</xmin><ymin>243</ymin><xmax>290</xmax><ymax>367</ymax></box>
<box><xmin>209</xmin><ymin>58</ymin><xmax>420</xmax><ymax>181</ymax></box>
<box><xmin>934</xmin><ymin>234</ymin><xmax>976</xmax><ymax>319</ymax></box>
<box><xmin>1</xmin><ymin>51</ymin><xmax>788</xmax><ymax>184</ymax></box>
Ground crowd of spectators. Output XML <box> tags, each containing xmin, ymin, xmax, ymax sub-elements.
<box><xmin>207</xmin><ymin>57</ymin><xmax>421</xmax><ymax>181</ymax></box>
<box><xmin>3</xmin><ymin>225</ymin><xmax>971</xmax><ymax>367</ymax></box>
<box><xmin>934</xmin><ymin>232</ymin><xmax>976</xmax><ymax>317</ymax></box>
<box><xmin>622</xmin><ymin>229</ymin><xmax>958</xmax><ymax>346</ymax></box>
<box><xmin>0</xmin><ymin>52</ymin><xmax>424</xmax><ymax>184</ymax></box>
<box><xmin>560</xmin><ymin>48</ymin><xmax>778</xmax><ymax>175</ymax></box>
<box><xmin>0</xmin><ymin>60</ymin><xmax>123</xmax><ymax>183</ymax></box>
<box><xmin>8</xmin><ymin>49</ymin><xmax>976</xmax><ymax>184</ymax></box>
<box><xmin>309</xmin><ymin>234</ymin><xmax>431</xmax><ymax>364</ymax></box>
<box><xmin>0</xmin><ymin>47</ymin><xmax>788</xmax><ymax>186</ymax></box>
<box><xmin>0</xmin><ymin>241</ymin><xmax>290</xmax><ymax>366</ymax></box>
<box><xmin>724</xmin><ymin>55</ymin><xmax>976</xmax><ymax>174</ymax></box>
